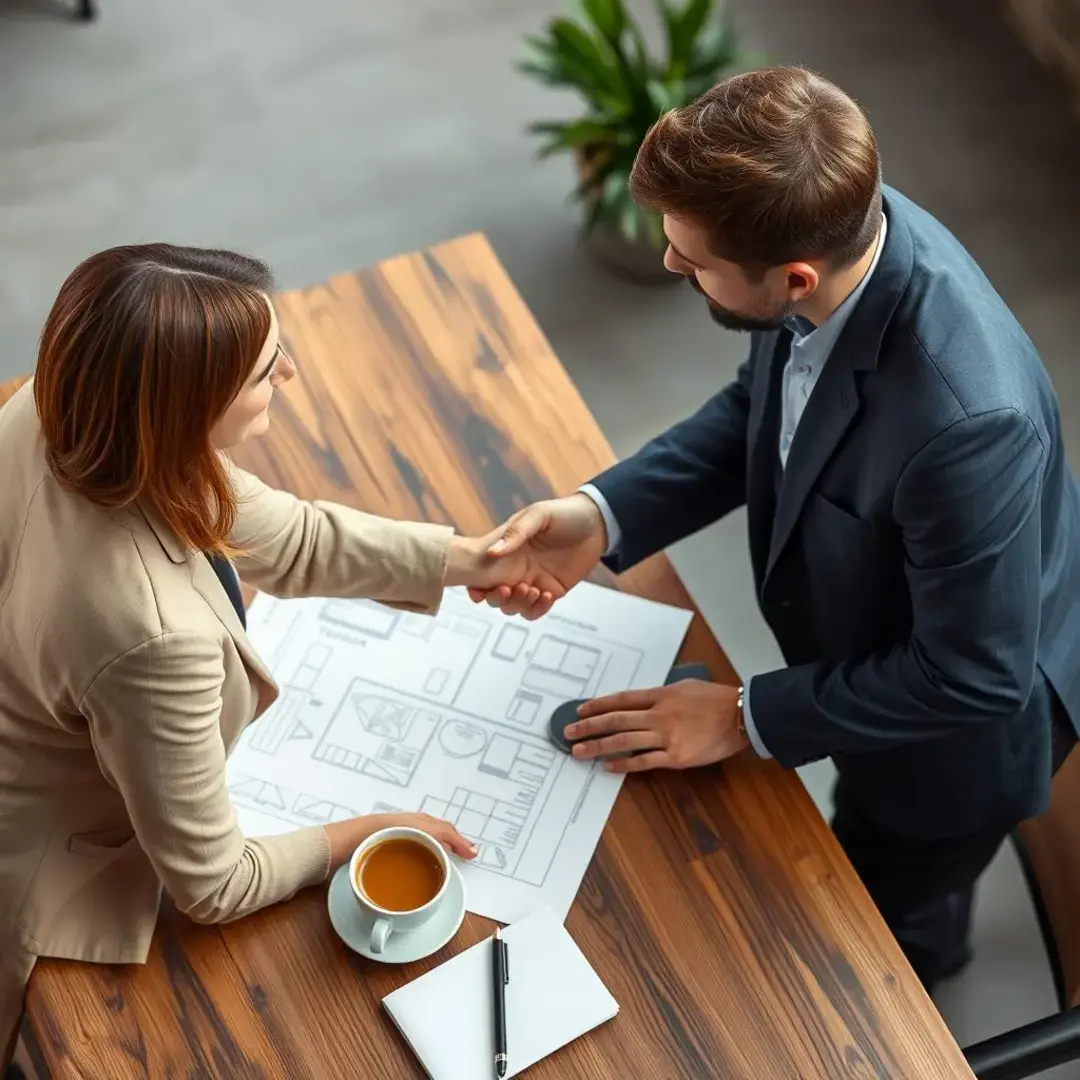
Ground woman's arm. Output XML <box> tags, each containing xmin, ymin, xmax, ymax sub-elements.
<box><xmin>80</xmin><ymin>631</ymin><xmax>474</xmax><ymax>923</ymax></box>
<box><xmin>224</xmin><ymin>462</ymin><xmax>557</xmax><ymax>616</ymax></box>
<box><xmin>225</xmin><ymin>462</ymin><xmax>475</xmax><ymax>609</ymax></box>
<box><xmin>82</xmin><ymin>631</ymin><xmax>326</xmax><ymax>922</ymax></box>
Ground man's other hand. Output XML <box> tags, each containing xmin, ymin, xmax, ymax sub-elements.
<box><xmin>567</xmin><ymin>681</ymin><xmax>748</xmax><ymax>773</ymax></box>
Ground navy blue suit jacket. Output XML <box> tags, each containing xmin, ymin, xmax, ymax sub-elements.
<box><xmin>591</xmin><ymin>187</ymin><xmax>1080</xmax><ymax>838</ymax></box>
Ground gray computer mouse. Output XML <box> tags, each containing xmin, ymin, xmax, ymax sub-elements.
<box><xmin>548</xmin><ymin>699</ymin><xmax>588</xmax><ymax>754</ymax></box>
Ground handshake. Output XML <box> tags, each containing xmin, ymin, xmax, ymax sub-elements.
<box><xmin>446</xmin><ymin>492</ymin><xmax>608</xmax><ymax>620</ymax></box>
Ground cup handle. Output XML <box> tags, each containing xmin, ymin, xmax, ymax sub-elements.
<box><xmin>370</xmin><ymin>917</ymin><xmax>392</xmax><ymax>954</ymax></box>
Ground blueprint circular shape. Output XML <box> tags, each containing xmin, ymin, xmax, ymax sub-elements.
<box><xmin>438</xmin><ymin>720</ymin><xmax>488</xmax><ymax>757</ymax></box>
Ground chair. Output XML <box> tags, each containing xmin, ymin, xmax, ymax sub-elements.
<box><xmin>962</xmin><ymin>746</ymin><xmax>1080</xmax><ymax>1079</ymax></box>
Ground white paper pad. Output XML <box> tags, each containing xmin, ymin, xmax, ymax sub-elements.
<box><xmin>382</xmin><ymin>906</ymin><xmax>618</xmax><ymax>1079</ymax></box>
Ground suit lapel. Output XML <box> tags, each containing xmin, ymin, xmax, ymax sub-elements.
<box><xmin>763</xmin><ymin>356</ymin><xmax>860</xmax><ymax>585</ymax></box>
<box><xmin>135</xmin><ymin>503</ymin><xmax>279</xmax><ymax>712</ymax></box>
<box><xmin>189</xmin><ymin>554</ymin><xmax>278</xmax><ymax>711</ymax></box>
<box><xmin>746</xmin><ymin>329</ymin><xmax>789</xmax><ymax>588</ymax></box>
<box><xmin>760</xmin><ymin>188</ymin><xmax>916</xmax><ymax>589</ymax></box>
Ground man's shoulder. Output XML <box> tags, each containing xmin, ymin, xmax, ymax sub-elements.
<box><xmin>881</xmin><ymin>310</ymin><xmax>1052</xmax><ymax>436</ymax></box>
<box><xmin>875</xmin><ymin>192</ymin><xmax>1050</xmax><ymax>423</ymax></box>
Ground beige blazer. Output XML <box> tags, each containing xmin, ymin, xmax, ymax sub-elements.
<box><xmin>0</xmin><ymin>382</ymin><xmax>454</xmax><ymax>1054</ymax></box>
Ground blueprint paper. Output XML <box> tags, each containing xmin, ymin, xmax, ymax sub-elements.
<box><xmin>226</xmin><ymin>584</ymin><xmax>692</xmax><ymax>923</ymax></box>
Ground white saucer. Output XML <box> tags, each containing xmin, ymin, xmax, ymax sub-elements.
<box><xmin>327</xmin><ymin>860</ymin><xmax>467</xmax><ymax>964</ymax></box>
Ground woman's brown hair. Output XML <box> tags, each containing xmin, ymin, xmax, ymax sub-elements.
<box><xmin>630</xmin><ymin>67</ymin><xmax>881</xmax><ymax>276</ymax></box>
<box><xmin>34</xmin><ymin>243</ymin><xmax>274</xmax><ymax>555</ymax></box>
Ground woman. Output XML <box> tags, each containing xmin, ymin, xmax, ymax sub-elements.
<box><xmin>0</xmin><ymin>244</ymin><xmax>554</xmax><ymax>1059</ymax></box>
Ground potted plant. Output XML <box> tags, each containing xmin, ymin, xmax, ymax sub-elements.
<box><xmin>518</xmin><ymin>0</ymin><xmax>757</xmax><ymax>282</ymax></box>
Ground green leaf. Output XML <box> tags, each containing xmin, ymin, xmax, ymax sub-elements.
<box><xmin>521</xmin><ymin>33</ymin><xmax>557</xmax><ymax>59</ymax></box>
<box><xmin>528</xmin><ymin>119</ymin><xmax>620</xmax><ymax>157</ymax></box>
<box><xmin>546</xmin><ymin>17</ymin><xmax>630</xmax><ymax>111</ymax></box>
<box><xmin>515</xmin><ymin>59</ymin><xmax>562</xmax><ymax>86</ymax></box>
<box><xmin>549</xmin><ymin>18</ymin><xmax>615</xmax><ymax>80</ymax></box>
<box><xmin>573</xmin><ymin>154</ymin><xmax>618</xmax><ymax>203</ymax></box>
<box><xmin>659</xmin><ymin>0</ymin><xmax>719</xmax><ymax>79</ymax></box>
<box><xmin>578</xmin><ymin>0</ymin><xmax>626</xmax><ymax>46</ymax></box>
<box><xmin>678</xmin><ymin>0</ymin><xmax>714</xmax><ymax>58</ymax></box>
<box><xmin>584</xmin><ymin>191</ymin><xmax>617</xmax><ymax>233</ymax></box>
<box><xmin>600</xmin><ymin>167</ymin><xmax>628</xmax><ymax>210</ymax></box>
<box><xmin>627</xmin><ymin>23</ymin><xmax>651</xmax><ymax>83</ymax></box>
<box><xmin>578</xmin><ymin>0</ymin><xmax>657</xmax><ymax>123</ymax></box>
<box><xmin>685</xmin><ymin>14</ymin><xmax>739</xmax><ymax>77</ymax></box>
<box><xmin>656</xmin><ymin>0</ymin><xmax>681</xmax><ymax>73</ymax></box>
<box><xmin>528</xmin><ymin>119</ymin><xmax>603</xmax><ymax>138</ymax></box>
<box><xmin>582</xmin><ymin>165</ymin><xmax>630</xmax><ymax>233</ymax></box>
<box><xmin>646</xmin><ymin>77</ymin><xmax>686</xmax><ymax>115</ymax></box>
<box><xmin>517</xmin><ymin>0</ymin><xmax>754</xmax><ymax>198</ymax></box>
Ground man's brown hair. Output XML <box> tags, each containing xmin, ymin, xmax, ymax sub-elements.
<box><xmin>630</xmin><ymin>67</ymin><xmax>881</xmax><ymax>275</ymax></box>
<box><xmin>34</xmin><ymin>244</ymin><xmax>274</xmax><ymax>555</ymax></box>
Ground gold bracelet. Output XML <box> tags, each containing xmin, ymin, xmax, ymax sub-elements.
<box><xmin>735</xmin><ymin>684</ymin><xmax>746</xmax><ymax>735</ymax></box>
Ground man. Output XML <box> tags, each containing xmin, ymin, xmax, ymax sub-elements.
<box><xmin>477</xmin><ymin>67</ymin><xmax>1080</xmax><ymax>992</ymax></box>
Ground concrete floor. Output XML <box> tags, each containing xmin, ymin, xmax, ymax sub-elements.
<box><xmin>3</xmin><ymin>0</ymin><xmax>1079</xmax><ymax>1071</ymax></box>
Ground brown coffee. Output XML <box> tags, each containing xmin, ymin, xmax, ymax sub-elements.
<box><xmin>357</xmin><ymin>837</ymin><xmax>445</xmax><ymax>912</ymax></box>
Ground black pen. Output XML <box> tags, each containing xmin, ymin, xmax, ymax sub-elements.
<box><xmin>492</xmin><ymin>927</ymin><xmax>509</xmax><ymax>1078</ymax></box>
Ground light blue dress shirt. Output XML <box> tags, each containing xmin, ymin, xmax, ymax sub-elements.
<box><xmin>580</xmin><ymin>214</ymin><xmax>888</xmax><ymax>758</ymax></box>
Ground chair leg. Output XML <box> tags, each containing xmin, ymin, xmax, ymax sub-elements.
<box><xmin>1010</xmin><ymin>832</ymin><xmax>1067</xmax><ymax>1011</ymax></box>
<box><xmin>12</xmin><ymin>1026</ymin><xmax>43</xmax><ymax>1080</ymax></box>
<box><xmin>76</xmin><ymin>0</ymin><xmax>96</xmax><ymax>19</ymax></box>
<box><xmin>9</xmin><ymin>1033</ymin><xmax>33</xmax><ymax>1080</ymax></box>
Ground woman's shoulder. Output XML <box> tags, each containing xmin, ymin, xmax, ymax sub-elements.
<box><xmin>7</xmin><ymin>485</ymin><xmax>225</xmax><ymax>702</ymax></box>
<box><xmin>2</xmin><ymin>382</ymin><xmax>229</xmax><ymax>683</ymax></box>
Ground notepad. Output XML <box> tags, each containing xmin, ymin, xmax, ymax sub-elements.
<box><xmin>382</xmin><ymin>907</ymin><xmax>619</xmax><ymax>1079</ymax></box>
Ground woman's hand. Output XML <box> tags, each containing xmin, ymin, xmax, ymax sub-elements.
<box><xmin>324</xmin><ymin>812</ymin><xmax>479</xmax><ymax>869</ymax></box>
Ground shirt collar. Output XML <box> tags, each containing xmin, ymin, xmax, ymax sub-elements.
<box><xmin>785</xmin><ymin>212</ymin><xmax>888</xmax><ymax>353</ymax></box>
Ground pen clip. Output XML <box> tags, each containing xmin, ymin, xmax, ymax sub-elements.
<box><xmin>502</xmin><ymin>940</ymin><xmax>510</xmax><ymax>985</ymax></box>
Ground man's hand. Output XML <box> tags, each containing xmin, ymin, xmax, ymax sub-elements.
<box><xmin>465</xmin><ymin>494</ymin><xmax>608</xmax><ymax>618</ymax></box>
<box><xmin>565</xmin><ymin>680</ymin><xmax>748</xmax><ymax>773</ymax></box>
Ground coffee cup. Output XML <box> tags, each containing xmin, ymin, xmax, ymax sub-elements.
<box><xmin>349</xmin><ymin>826</ymin><xmax>451</xmax><ymax>954</ymax></box>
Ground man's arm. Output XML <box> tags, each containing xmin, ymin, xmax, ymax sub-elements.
<box><xmin>748</xmin><ymin>409</ymin><xmax>1046</xmax><ymax>766</ymax></box>
<box><xmin>586</xmin><ymin>354</ymin><xmax>755</xmax><ymax>572</ymax></box>
<box><xmin>474</xmin><ymin>352</ymin><xmax>755</xmax><ymax>621</ymax></box>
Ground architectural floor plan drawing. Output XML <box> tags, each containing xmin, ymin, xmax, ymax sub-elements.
<box><xmin>226</xmin><ymin>583</ymin><xmax>692</xmax><ymax>923</ymax></box>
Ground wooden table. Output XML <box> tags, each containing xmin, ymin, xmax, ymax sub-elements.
<box><xmin>5</xmin><ymin>235</ymin><xmax>975</xmax><ymax>1079</ymax></box>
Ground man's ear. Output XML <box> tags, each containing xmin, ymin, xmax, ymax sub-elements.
<box><xmin>785</xmin><ymin>262</ymin><xmax>819</xmax><ymax>301</ymax></box>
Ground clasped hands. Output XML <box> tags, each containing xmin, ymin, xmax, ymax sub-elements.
<box><xmin>448</xmin><ymin>494</ymin><xmax>749</xmax><ymax>772</ymax></box>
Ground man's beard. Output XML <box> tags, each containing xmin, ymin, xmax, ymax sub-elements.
<box><xmin>686</xmin><ymin>276</ymin><xmax>792</xmax><ymax>332</ymax></box>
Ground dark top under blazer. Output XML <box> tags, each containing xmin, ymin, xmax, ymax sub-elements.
<box><xmin>207</xmin><ymin>553</ymin><xmax>246</xmax><ymax>629</ymax></box>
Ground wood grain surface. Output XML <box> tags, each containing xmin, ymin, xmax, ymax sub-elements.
<box><xmin>7</xmin><ymin>235</ymin><xmax>974</xmax><ymax>1079</ymax></box>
